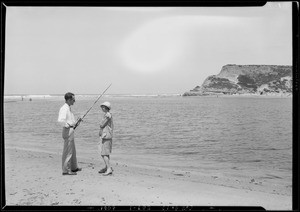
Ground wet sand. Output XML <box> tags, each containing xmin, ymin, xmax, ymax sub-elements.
<box><xmin>4</xmin><ymin>147</ymin><xmax>292</xmax><ymax>210</ymax></box>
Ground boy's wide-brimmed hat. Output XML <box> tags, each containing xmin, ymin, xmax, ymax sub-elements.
<box><xmin>100</xmin><ymin>101</ymin><xmax>111</xmax><ymax>110</ymax></box>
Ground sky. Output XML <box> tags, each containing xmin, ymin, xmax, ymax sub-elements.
<box><xmin>4</xmin><ymin>2</ymin><xmax>292</xmax><ymax>95</ymax></box>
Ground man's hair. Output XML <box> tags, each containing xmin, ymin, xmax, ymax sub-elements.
<box><xmin>64</xmin><ymin>92</ymin><xmax>75</xmax><ymax>101</ymax></box>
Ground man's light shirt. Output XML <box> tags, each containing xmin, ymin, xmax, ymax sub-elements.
<box><xmin>58</xmin><ymin>103</ymin><xmax>76</xmax><ymax>128</ymax></box>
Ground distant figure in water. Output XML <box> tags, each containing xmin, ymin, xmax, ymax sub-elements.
<box><xmin>57</xmin><ymin>92</ymin><xmax>82</xmax><ymax>175</ymax></box>
<box><xmin>29</xmin><ymin>98</ymin><xmax>32</xmax><ymax>101</ymax></box>
<box><xmin>98</xmin><ymin>101</ymin><xmax>114</xmax><ymax>176</ymax></box>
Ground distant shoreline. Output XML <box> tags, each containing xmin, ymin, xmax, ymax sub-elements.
<box><xmin>182</xmin><ymin>92</ymin><xmax>292</xmax><ymax>98</ymax></box>
<box><xmin>4</xmin><ymin>92</ymin><xmax>293</xmax><ymax>99</ymax></box>
<box><xmin>4</xmin><ymin>93</ymin><xmax>182</xmax><ymax>99</ymax></box>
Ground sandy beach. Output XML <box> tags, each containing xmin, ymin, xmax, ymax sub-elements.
<box><xmin>4</xmin><ymin>146</ymin><xmax>292</xmax><ymax>210</ymax></box>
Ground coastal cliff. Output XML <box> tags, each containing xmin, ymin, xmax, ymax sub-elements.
<box><xmin>183</xmin><ymin>64</ymin><xmax>292</xmax><ymax>96</ymax></box>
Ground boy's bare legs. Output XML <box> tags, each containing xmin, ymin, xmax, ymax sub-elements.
<box><xmin>103</xmin><ymin>155</ymin><xmax>110</xmax><ymax>168</ymax></box>
<box><xmin>102</xmin><ymin>155</ymin><xmax>113</xmax><ymax>175</ymax></box>
<box><xmin>98</xmin><ymin>155</ymin><xmax>109</xmax><ymax>173</ymax></box>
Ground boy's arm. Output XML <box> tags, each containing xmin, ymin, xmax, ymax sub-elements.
<box><xmin>99</xmin><ymin>113</ymin><xmax>111</xmax><ymax>128</ymax></box>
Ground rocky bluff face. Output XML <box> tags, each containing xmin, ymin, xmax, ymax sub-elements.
<box><xmin>183</xmin><ymin>64</ymin><xmax>292</xmax><ymax>96</ymax></box>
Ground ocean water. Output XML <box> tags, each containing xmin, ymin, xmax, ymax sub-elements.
<box><xmin>4</xmin><ymin>95</ymin><xmax>292</xmax><ymax>190</ymax></box>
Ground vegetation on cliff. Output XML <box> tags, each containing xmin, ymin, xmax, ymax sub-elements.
<box><xmin>183</xmin><ymin>64</ymin><xmax>292</xmax><ymax>96</ymax></box>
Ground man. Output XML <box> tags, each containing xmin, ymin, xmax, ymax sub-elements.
<box><xmin>58</xmin><ymin>92</ymin><xmax>82</xmax><ymax>175</ymax></box>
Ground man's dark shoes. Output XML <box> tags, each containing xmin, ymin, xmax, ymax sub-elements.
<box><xmin>71</xmin><ymin>168</ymin><xmax>82</xmax><ymax>172</ymax></box>
<box><xmin>62</xmin><ymin>171</ymin><xmax>77</xmax><ymax>175</ymax></box>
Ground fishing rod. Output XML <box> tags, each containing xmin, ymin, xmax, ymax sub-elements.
<box><xmin>73</xmin><ymin>83</ymin><xmax>112</xmax><ymax>130</ymax></box>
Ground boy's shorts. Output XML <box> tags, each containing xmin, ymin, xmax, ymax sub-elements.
<box><xmin>98</xmin><ymin>139</ymin><xmax>112</xmax><ymax>156</ymax></box>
